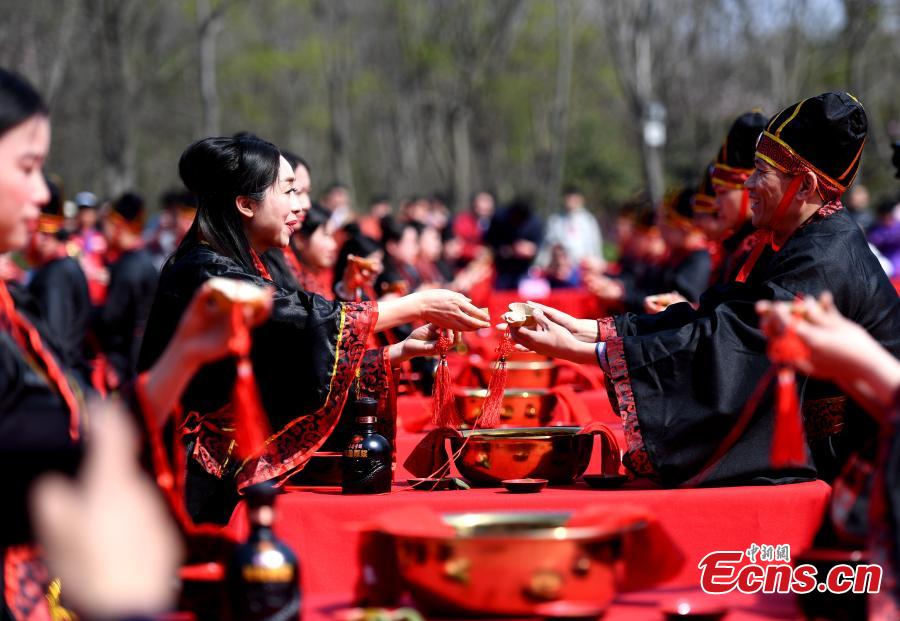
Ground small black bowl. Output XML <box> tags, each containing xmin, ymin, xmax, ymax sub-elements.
<box><xmin>501</xmin><ymin>478</ymin><xmax>549</xmax><ymax>493</ymax></box>
<box><xmin>583</xmin><ymin>474</ymin><xmax>629</xmax><ymax>489</ymax></box>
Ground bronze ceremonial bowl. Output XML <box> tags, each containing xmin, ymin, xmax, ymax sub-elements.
<box><xmin>473</xmin><ymin>359</ymin><xmax>560</xmax><ymax>389</ymax></box>
<box><xmin>456</xmin><ymin>388</ymin><xmax>557</xmax><ymax>427</ymax></box>
<box><xmin>450</xmin><ymin>426</ymin><xmax>600</xmax><ymax>486</ymax></box>
<box><xmin>388</xmin><ymin>511</ymin><xmax>637</xmax><ymax>616</ymax></box>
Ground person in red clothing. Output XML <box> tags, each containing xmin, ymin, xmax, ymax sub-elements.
<box><xmin>70</xmin><ymin>190</ymin><xmax>109</xmax><ymax>304</ymax></box>
<box><xmin>452</xmin><ymin>190</ymin><xmax>494</xmax><ymax>266</ymax></box>
<box><xmin>281</xmin><ymin>203</ymin><xmax>338</xmax><ymax>298</ymax></box>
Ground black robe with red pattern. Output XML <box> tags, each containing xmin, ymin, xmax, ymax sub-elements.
<box><xmin>138</xmin><ymin>244</ymin><xmax>393</xmax><ymax>523</ymax></box>
<box><xmin>597</xmin><ymin>205</ymin><xmax>900</xmax><ymax>486</ymax></box>
<box><xmin>0</xmin><ymin>284</ymin><xmax>87</xmax><ymax>621</ymax></box>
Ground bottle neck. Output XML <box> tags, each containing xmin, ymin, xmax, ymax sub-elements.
<box><xmin>248</xmin><ymin>505</ymin><xmax>276</xmax><ymax>539</ymax></box>
<box><xmin>356</xmin><ymin>415</ymin><xmax>377</xmax><ymax>435</ymax></box>
<box><xmin>359</xmin><ymin>422</ymin><xmax>376</xmax><ymax>435</ymax></box>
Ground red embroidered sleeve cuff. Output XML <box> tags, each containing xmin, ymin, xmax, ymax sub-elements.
<box><xmin>605</xmin><ymin>337</ymin><xmax>657</xmax><ymax>478</ymax></box>
<box><xmin>597</xmin><ymin>316</ymin><xmax>617</xmax><ymax>341</ymax></box>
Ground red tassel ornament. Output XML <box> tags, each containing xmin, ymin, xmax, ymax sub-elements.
<box><xmin>228</xmin><ymin>302</ymin><xmax>272</xmax><ymax>460</ymax></box>
<box><xmin>479</xmin><ymin>329</ymin><xmax>515</xmax><ymax>428</ymax></box>
<box><xmin>766</xmin><ymin>316</ymin><xmax>811</xmax><ymax>468</ymax></box>
<box><xmin>431</xmin><ymin>331</ymin><xmax>461</xmax><ymax>428</ymax></box>
<box><xmin>771</xmin><ymin>367</ymin><xmax>806</xmax><ymax>466</ymax></box>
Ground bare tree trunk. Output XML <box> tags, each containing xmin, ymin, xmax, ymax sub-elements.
<box><xmin>91</xmin><ymin>0</ymin><xmax>134</xmax><ymax>196</ymax></box>
<box><xmin>451</xmin><ymin>106</ymin><xmax>472</xmax><ymax>212</ymax></box>
<box><xmin>602</xmin><ymin>0</ymin><xmax>665</xmax><ymax>205</ymax></box>
<box><xmin>197</xmin><ymin>0</ymin><xmax>224</xmax><ymax>137</ymax></box>
<box><xmin>43</xmin><ymin>1</ymin><xmax>81</xmax><ymax>105</ymax></box>
<box><xmin>543</xmin><ymin>0</ymin><xmax>574</xmax><ymax>215</ymax></box>
<box><xmin>320</xmin><ymin>0</ymin><xmax>356</xmax><ymax>197</ymax></box>
<box><xmin>632</xmin><ymin>2</ymin><xmax>664</xmax><ymax>205</ymax></box>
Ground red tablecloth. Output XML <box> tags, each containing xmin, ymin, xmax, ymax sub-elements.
<box><xmin>303</xmin><ymin>588</ymin><xmax>799</xmax><ymax>621</ymax></box>
<box><xmin>228</xmin><ymin>480</ymin><xmax>830</xmax><ymax>607</ymax></box>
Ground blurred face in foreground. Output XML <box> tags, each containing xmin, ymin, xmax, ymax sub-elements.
<box><xmin>0</xmin><ymin>115</ymin><xmax>50</xmax><ymax>253</ymax></box>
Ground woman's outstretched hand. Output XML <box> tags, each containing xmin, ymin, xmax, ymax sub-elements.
<box><xmin>416</xmin><ymin>289</ymin><xmax>491</xmax><ymax>331</ymax></box>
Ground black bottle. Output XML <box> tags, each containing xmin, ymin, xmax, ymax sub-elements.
<box><xmin>228</xmin><ymin>481</ymin><xmax>301</xmax><ymax>621</ymax></box>
<box><xmin>341</xmin><ymin>397</ymin><xmax>392</xmax><ymax>494</ymax></box>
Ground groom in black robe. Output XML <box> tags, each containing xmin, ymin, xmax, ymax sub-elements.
<box><xmin>513</xmin><ymin>92</ymin><xmax>900</xmax><ymax>487</ymax></box>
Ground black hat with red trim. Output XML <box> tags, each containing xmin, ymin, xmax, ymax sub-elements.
<box><xmin>712</xmin><ymin>110</ymin><xmax>768</xmax><ymax>190</ymax></box>
<box><xmin>755</xmin><ymin>92</ymin><xmax>867</xmax><ymax>200</ymax></box>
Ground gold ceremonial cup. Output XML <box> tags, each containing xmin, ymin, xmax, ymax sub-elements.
<box><xmin>449</xmin><ymin>426</ymin><xmax>620</xmax><ymax>486</ymax></box>
<box><xmin>455</xmin><ymin>388</ymin><xmax>557</xmax><ymax>427</ymax></box>
<box><xmin>388</xmin><ymin>511</ymin><xmax>638</xmax><ymax>616</ymax></box>
<box><xmin>473</xmin><ymin>359</ymin><xmax>560</xmax><ymax>389</ymax></box>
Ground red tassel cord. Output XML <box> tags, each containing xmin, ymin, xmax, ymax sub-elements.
<box><xmin>478</xmin><ymin>329</ymin><xmax>515</xmax><ymax>428</ymax></box>
<box><xmin>431</xmin><ymin>331</ymin><xmax>461</xmax><ymax>428</ymax></box>
<box><xmin>735</xmin><ymin>175</ymin><xmax>803</xmax><ymax>283</ymax></box>
<box><xmin>250</xmin><ymin>248</ymin><xmax>273</xmax><ymax>281</ymax></box>
<box><xmin>228</xmin><ymin>302</ymin><xmax>272</xmax><ymax>460</ymax></box>
<box><xmin>766</xmin><ymin>317</ymin><xmax>811</xmax><ymax>468</ymax></box>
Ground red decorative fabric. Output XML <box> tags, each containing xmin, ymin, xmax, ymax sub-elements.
<box><xmin>237</xmin><ymin>301</ymin><xmax>378</xmax><ymax>488</ymax></box>
<box><xmin>175</xmin><ymin>301</ymin><xmax>378</xmax><ymax>491</ymax></box>
<box><xmin>605</xmin><ymin>337</ymin><xmax>656</xmax><ymax>478</ymax></box>
<box><xmin>282</xmin><ymin>248</ymin><xmax>332</xmax><ymax>298</ymax></box>
<box><xmin>0</xmin><ymin>282</ymin><xmax>80</xmax><ymax>441</ymax></box>
<box><xmin>3</xmin><ymin>545</ymin><xmax>50</xmax><ymax>621</ymax></box>
<box><xmin>597</xmin><ymin>316</ymin><xmax>617</xmax><ymax>341</ymax></box>
<box><xmin>249</xmin><ymin>248</ymin><xmax>272</xmax><ymax>281</ymax></box>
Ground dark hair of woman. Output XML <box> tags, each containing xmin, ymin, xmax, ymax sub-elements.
<box><xmin>334</xmin><ymin>231</ymin><xmax>381</xmax><ymax>290</ymax></box>
<box><xmin>298</xmin><ymin>202</ymin><xmax>329</xmax><ymax>238</ymax></box>
<box><xmin>175</xmin><ymin>135</ymin><xmax>281</xmax><ymax>271</ymax></box>
<box><xmin>281</xmin><ymin>149</ymin><xmax>311</xmax><ymax>175</ymax></box>
<box><xmin>0</xmin><ymin>67</ymin><xmax>48</xmax><ymax>136</ymax></box>
<box><xmin>379</xmin><ymin>215</ymin><xmax>416</xmax><ymax>248</ymax></box>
